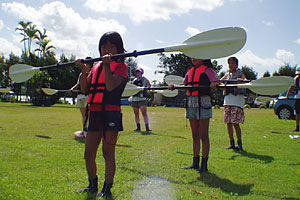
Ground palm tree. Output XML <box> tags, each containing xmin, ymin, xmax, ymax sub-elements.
<box><xmin>35</xmin><ymin>40</ymin><xmax>55</xmax><ymax>58</ymax></box>
<box><xmin>15</xmin><ymin>21</ymin><xmax>32</xmax><ymax>56</ymax></box>
<box><xmin>25</xmin><ymin>24</ymin><xmax>39</xmax><ymax>56</ymax></box>
<box><xmin>35</xmin><ymin>29</ymin><xmax>48</xmax><ymax>57</ymax></box>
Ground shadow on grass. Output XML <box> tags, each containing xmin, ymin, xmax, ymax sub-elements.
<box><xmin>232</xmin><ymin>150</ymin><xmax>274</xmax><ymax>163</ymax></box>
<box><xmin>176</xmin><ymin>151</ymin><xmax>193</xmax><ymax>156</ymax></box>
<box><xmin>198</xmin><ymin>172</ymin><xmax>253</xmax><ymax>196</ymax></box>
<box><xmin>84</xmin><ymin>192</ymin><xmax>97</xmax><ymax>200</ymax></box>
<box><xmin>139</xmin><ymin>131</ymin><xmax>187</xmax><ymax>139</ymax></box>
<box><xmin>75</xmin><ymin>137</ymin><xmax>85</xmax><ymax>143</ymax></box>
<box><xmin>84</xmin><ymin>192</ymin><xmax>116</xmax><ymax>200</ymax></box>
<box><xmin>289</xmin><ymin>163</ymin><xmax>300</xmax><ymax>166</ymax></box>
<box><xmin>270</xmin><ymin>131</ymin><xmax>296</xmax><ymax>134</ymax></box>
<box><xmin>35</xmin><ymin>135</ymin><xmax>52</xmax><ymax>139</ymax></box>
<box><xmin>116</xmin><ymin>144</ymin><xmax>132</xmax><ymax>148</ymax></box>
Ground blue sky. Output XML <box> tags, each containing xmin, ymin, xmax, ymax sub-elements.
<box><xmin>0</xmin><ymin>0</ymin><xmax>299</xmax><ymax>82</ymax></box>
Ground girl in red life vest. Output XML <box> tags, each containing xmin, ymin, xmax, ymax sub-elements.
<box><xmin>75</xmin><ymin>32</ymin><xmax>128</xmax><ymax>198</ymax></box>
<box><xmin>169</xmin><ymin>58</ymin><xmax>220</xmax><ymax>174</ymax></box>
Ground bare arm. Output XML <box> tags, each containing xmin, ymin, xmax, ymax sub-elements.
<box><xmin>103</xmin><ymin>54</ymin><xmax>125</xmax><ymax>91</ymax></box>
<box><xmin>286</xmin><ymin>85</ymin><xmax>295</xmax><ymax>99</ymax></box>
<box><xmin>75</xmin><ymin>59</ymin><xmax>90</xmax><ymax>94</ymax></box>
<box><xmin>210</xmin><ymin>80</ymin><xmax>221</xmax><ymax>90</ymax></box>
<box><xmin>237</xmin><ymin>73</ymin><xmax>247</xmax><ymax>83</ymax></box>
<box><xmin>70</xmin><ymin>83</ymin><xmax>79</xmax><ymax>91</ymax></box>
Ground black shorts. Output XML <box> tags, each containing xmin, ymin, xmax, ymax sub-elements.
<box><xmin>88</xmin><ymin>111</ymin><xmax>123</xmax><ymax>132</ymax></box>
<box><xmin>295</xmin><ymin>100</ymin><xmax>300</xmax><ymax>115</ymax></box>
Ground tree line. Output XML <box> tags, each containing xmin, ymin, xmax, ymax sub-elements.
<box><xmin>0</xmin><ymin>21</ymin><xmax>297</xmax><ymax>106</ymax></box>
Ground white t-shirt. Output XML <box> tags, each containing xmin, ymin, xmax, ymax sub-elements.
<box><xmin>224</xmin><ymin>94</ymin><xmax>244</xmax><ymax>109</ymax></box>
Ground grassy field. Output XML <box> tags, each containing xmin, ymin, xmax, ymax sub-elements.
<box><xmin>0</xmin><ymin>102</ymin><xmax>299</xmax><ymax>200</ymax></box>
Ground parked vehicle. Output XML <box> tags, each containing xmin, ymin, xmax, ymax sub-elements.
<box><xmin>254</xmin><ymin>97</ymin><xmax>267</xmax><ymax>108</ymax></box>
<box><xmin>273</xmin><ymin>90</ymin><xmax>295</xmax><ymax>120</ymax></box>
<box><xmin>0</xmin><ymin>91</ymin><xmax>15</xmax><ymax>102</ymax></box>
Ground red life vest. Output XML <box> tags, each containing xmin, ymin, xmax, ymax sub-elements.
<box><xmin>88</xmin><ymin>62</ymin><xmax>126</xmax><ymax>105</ymax></box>
<box><xmin>186</xmin><ymin>65</ymin><xmax>210</xmax><ymax>96</ymax></box>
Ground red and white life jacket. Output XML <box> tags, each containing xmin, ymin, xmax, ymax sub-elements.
<box><xmin>186</xmin><ymin>65</ymin><xmax>210</xmax><ymax>96</ymax></box>
<box><xmin>88</xmin><ymin>62</ymin><xmax>126</xmax><ymax>105</ymax></box>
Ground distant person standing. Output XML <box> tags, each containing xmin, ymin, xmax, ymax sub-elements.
<box><xmin>286</xmin><ymin>66</ymin><xmax>300</xmax><ymax>131</ymax></box>
<box><xmin>131</xmin><ymin>67</ymin><xmax>152</xmax><ymax>132</ymax></box>
<box><xmin>221</xmin><ymin>57</ymin><xmax>247</xmax><ymax>151</ymax></box>
<box><xmin>71</xmin><ymin>57</ymin><xmax>93</xmax><ymax>138</ymax></box>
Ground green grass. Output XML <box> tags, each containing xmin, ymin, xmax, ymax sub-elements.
<box><xmin>0</xmin><ymin>102</ymin><xmax>299</xmax><ymax>200</ymax></box>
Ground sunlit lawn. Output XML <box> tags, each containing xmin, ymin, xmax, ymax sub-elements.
<box><xmin>0</xmin><ymin>102</ymin><xmax>299</xmax><ymax>200</ymax></box>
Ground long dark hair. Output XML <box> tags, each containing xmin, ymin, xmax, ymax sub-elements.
<box><xmin>203</xmin><ymin>59</ymin><xmax>213</xmax><ymax>68</ymax></box>
<box><xmin>98</xmin><ymin>31</ymin><xmax>126</xmax><ymax>62</ymax></box>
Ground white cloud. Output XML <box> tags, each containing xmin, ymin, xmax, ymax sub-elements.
<box><xmin>185</xmin><ymin>26</ymin><xmax>201</xmax><ymax>36</ymax></box>
<box><xmin>2</xmin><ymin>1</ymin><xmax>127</xmax><ymax>58</ymax></box>
<box><xmin>235</xmin><ymin>50</ymin><xmax>292</xmax><ymax>77</ymax></box>
<box><xmin>155</xmin><ymin>40</ymin><xmax>165</xmax><ymax>44</ymax></box>
<box><xmin>296</xmin><ymin>38</ymin><xmax>300</xmax><ymax>45</ymax></box>
<box><xmin>0</xmin><ymin>19</ymin><xmax>3</xmax><ymax>30</ymax></box>
<box><xmin>262</xmin><ymin>20</ymin><xmax>275</xmax><ymax>26</ymax></box>
<box><xmin>0</xmin><ymin>37</ymin><xmax>22</xmax><ymax>56</ymax></box>
<box><xmin>84</xmin><ymin>0</ymin><xmax>224</xmax><ymax>23</ymax></box>
<box><xmin>276</xmin><ymin>49</ymin><xmax>294</xmax><ymax>61</ymax></box>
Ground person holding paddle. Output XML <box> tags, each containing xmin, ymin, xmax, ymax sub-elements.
<box><xmin>75</xmin><ymin>32</ymin><xmax>128</xmax><ymax>198</ymax></box>
<box><xmin>221</xmin><ymin>57</ymin><xmax>247</xmax><ymax>151</ymax></box>
<box><xmin>286</xmin><ymin>66</ymin><xmax>300</xmax><ymax>131</ymax></box>
<box><xmin>70</xmin><ymin>57</ymin><xmax>93</xmax><ymax>138</ymax></box>
<box><xmin>169</xmin><ymin>58</ymin><xmax>220</xmax><ymax>174</ymax></box>
<box><xmin>131</xmin><ymin>67</ymin><xmax>152</xmax><ymax>132</ymax></box>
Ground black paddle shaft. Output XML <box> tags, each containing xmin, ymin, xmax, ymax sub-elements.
<box><xmin>145</xmin><ymin>85</ymin><xmax>234</xmax><ymax>90</ymax></box>
<box><xmin>39</xmin><ymin>48</ymin><xmax>165</xmax><ymax>70</ymax></box>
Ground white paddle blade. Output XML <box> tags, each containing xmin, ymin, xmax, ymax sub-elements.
<box><xmin>156</xmin><ymin>89</ymin><xmax>179</xmax><ymax>97</ymax></box>
<box><xmin>41</xmin><ymin>88</ymin><xmax>58</xmax><ymax>95</ymax></box>
<box><xmin>122</xmin><ymin>83</ymin><xmax>143</xmax><ymax>97</ymax></box>
<box><xmin>0</xmin><ymin>88</ymin><xmax>11</xmax><ymax>93</ymax></box>
<box><xmin>9</xmin><ymin>64</ymin><xmax>40</xmax><ymax>83</ymax></box>
<box><xmin>164</xmin><ymin>75</ymin><xmax>184</xmax><ymax>85</ymax></box>
<box><xmin>236</xmin><ymin>76</ymin><xmax>294</xmax><ymax>95</ymax></box>
<box><xmin>256</xmin><ymin>96</ymin><xmax>271</xmax><ymax>102</ymax></box>
<box><xmin>164</xmin><ymin>27</ymin><xmax>246</xmax><ymax>59</ymax></box>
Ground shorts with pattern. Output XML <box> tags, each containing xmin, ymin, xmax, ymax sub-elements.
<box><xmin>224</xmin><ymin>105</ymin><xmax>245</xmax><ymax>124</ymax></box>
<box><xmin>132</xmin><ymin>100</ymin><xmax>147</xmax><ymax>108</ymax></box>
<box><xmin>88</xmin><ymin>111</ymin><xmax>123</xmax><ymax>131</ymax></box>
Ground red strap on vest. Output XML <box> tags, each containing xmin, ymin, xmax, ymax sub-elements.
<box><xmin>88</xmin><ymin>63</ymin><xmax>105</xmax><ymax>104</ymax></box>
<box><xmin>186</xmin><ymin>65</ymin><xmax>207</xmax><ymax>96</ymax></box>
